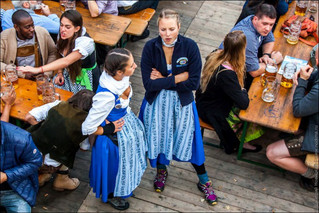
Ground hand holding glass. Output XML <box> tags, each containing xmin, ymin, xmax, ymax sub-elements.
<box><xmin>5</xmin><ymin>63</ymin><xmax>18</xmax><ymax>89</ymax></box>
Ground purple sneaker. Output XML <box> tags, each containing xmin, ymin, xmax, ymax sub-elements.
<box><xmin>154</xmin><ymin>169</ymin><xmax>168</xmax><ymax>192</ymax></box>
<box><xmin>197</xmin><ymin>181</ymin><xmax>218</xmax><ymax>205</ymax></box>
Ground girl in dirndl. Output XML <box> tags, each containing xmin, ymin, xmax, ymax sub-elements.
<box><xmin>82</xmin><ymin>48</ymin><xmax>147</xmax><ymax>211</ymax></box>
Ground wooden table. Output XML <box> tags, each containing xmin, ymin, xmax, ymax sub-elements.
<box><xmin>1</xmin><ymin>78</ymin><xmax>73</xmax><ymax>121</ymax></box>
<box><xmin>1</xmin><ymin>0</ymin><xmax>132</xmax><ymax>47</ymax></box>
<box><xmin>237</xmin><ymin>1</ymin><xmax>318</xmax><ymax>167</ymax></box>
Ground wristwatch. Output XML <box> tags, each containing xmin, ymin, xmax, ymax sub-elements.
<box><xmin>263</xmin><ymin>53</ymin><xmax>272</xmax><ymax>58</ymax></box>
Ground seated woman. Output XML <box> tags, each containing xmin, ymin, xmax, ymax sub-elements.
<box><xmin>196</xmin><ymin>31</ymin><xmax>262</xmax><ymax>154</ymax></box>
<box><xmin>18</xmin><ymin>10</ymin><xmax>100</xmax><ymax>93</ymax></box>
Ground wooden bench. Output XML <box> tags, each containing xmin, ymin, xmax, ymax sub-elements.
<box><xmin>198</xmin><ymin>117</ymin><xmax>223</xmax><ymax>148</ymax></box>
<box><xmin>120</xmin><ymin>8</ymin><xmax>156</xmax><ymax>22</ymax></box>
<box><xmin>119</xmin><ymin>8</ymin><xmax>155</xmax><ymax>46</ymax></box>
<box><xmin>121</xmin><ymin>8</ymin><xmax>155</xmax><ymax>35</ymax></box>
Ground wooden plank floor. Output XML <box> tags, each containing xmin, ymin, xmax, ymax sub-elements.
<box><xmin>32</xmin><ymin>1</ymin><xmax>318</xmax><ymax>212</ymax></box>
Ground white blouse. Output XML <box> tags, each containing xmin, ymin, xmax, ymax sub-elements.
<box><xmin>82</xmin><ymin>72</ymin><xmax>132</xmax><ymax>135</ymax></box>
<box><xmin>28</xmin><ymin>100</ymin><xmax>61</xmax><ymax>122</ymax></box>
<box><xmin>60</xmin><ymin>27</ymin><xmax>95</xmax><ymax>60</ymax></box>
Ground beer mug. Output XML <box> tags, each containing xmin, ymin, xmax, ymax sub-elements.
<box><xmin>36</xmin><ymin>74</ymin><xmax>50</xmax><ymax>100</ymax></box>
<box><xmin>1</xmin><ymin>81</ymin><xmax>13</xmax><ymax>98</ymax></box>
<box><xmin>261</xmin><ymin>62</ymin><xmax>277</xmax><ymax>86</ymax></box>
<box><xmin>65</xmin><ymin>0</ymin><xmax>76</xmax><ymax>11</ymax></box>
<box><xmin>60</xmin><ymin>0</ymin><xmax>67</xmax><ymax>11</ymax></box>
<box><xmin>5</xmin><ymin>63</ymin><xmax>18</xmax><ymax>89</ymax></box>
<box><xmin>42</xmin><ymin>83</ymin><xmax>61</xmax><ymax>104</ymax></box>
<box><xmin>308</xmin><ymin>0</ymin><xmax>318</xmax><ymax>13</ymax></box>
<box><xmin>295</xmin><ymin>0</ymin><xmax>308</xmax><ymax>16</ymax></box>
<box><xmin>281</xmin><ymin>63</ymin><xmax>297</xmax><ymax>89</ymax></box>
<box><xmin>0</xmin><ymin>81</ymin><xmax>14</xmax><ymax>106</ymax></box>
<box><xmin>262</xmin><ymin>76</ymin><xmax>277</xmax><ymax>103</ymax></box>
<box><xmin>284</xmin><ymin>20</ymin><xmax>301</xmax><ymax>45</ymax></box>
<box><xmin>34</xmin><ymin>1</ymin><xmax>43</xmax><ymax>15</ymax></box>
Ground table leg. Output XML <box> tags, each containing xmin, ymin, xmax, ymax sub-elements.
<box><xmin>237</xmin><ymin>121</ymin><xmax>284</xmax><ymax>171</ymax></box>
<box><xmin>119</xmin><ymin>35</ymin><xmax>129</xmax><ymax>48</ymax></box>
<box><xmin>237</xmin><ymin>121</ymin><xmax>248</xmax><ymax>160</ymax></box>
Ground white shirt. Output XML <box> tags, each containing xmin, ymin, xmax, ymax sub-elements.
<box><xmin>59</xmin><ymin>27</ymin><xmax>95</xmax><ymax>60</ymax></box>
<box><xmin>117</xmin><ymin>0</ymin><xmax>138</xmax><ymax>7</ymax></box>
<box><xmin>28</xmin><ymin>100</ymin><xmax>61</xmax><ymax>122</ymax></box>
<box><xmin>82</xmin><ymin>72</ymin><xmax>132</xmax><ymax>135</ymax></box>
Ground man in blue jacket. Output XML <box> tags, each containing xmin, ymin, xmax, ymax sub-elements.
<box><xmin>0</xmin><ymin>90</ymin><xmax>43</xmax><ymax>212</ymax></box>
<box><xmin>266</xmin><ymin>46</ymin><xmax>319</xmax><ymax>192</ymax></box>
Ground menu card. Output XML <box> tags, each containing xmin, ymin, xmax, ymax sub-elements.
<box><xmin>278</xmin><ymin>55</ymin><xmax>308</xmax><ymax>75</ymax></box>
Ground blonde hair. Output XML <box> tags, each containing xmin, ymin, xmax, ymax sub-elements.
<box><xmin>200</xmin><ymin>31</ymin><xmax>246</xmax><ymax>92</ymax></box>
<box><xmin>157</xmin><ymin>9</ymin><xmax>181</xmax><ymax>26</ymax></box>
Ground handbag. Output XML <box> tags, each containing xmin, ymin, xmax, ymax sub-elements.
<box><xmin>281</xmin><ymin>15</ymin><xmax>318</xmax><ymax>46</ymax></box>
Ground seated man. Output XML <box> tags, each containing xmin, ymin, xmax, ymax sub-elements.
<box><xmin>266</xmin><ymin>46</ymin><xmax>319</xmax><ymax>192</ymax></box>
<box><xmin>219</xmin><ymin>3</ymin><xmax>283</xmax><ymax>88</ymax></box>
<box><xmin>1</xmin><ymin>10</ymin><xmax>56</xmax><ymax>79</ymax></box>
<box><xmin>80</xmin><ymin>0</ymin><xmax>118</xmax><ymax>17</ymax></box>
<box><xmin>2</xmin><ymin>0</ymin><xmax>60</xmax><ymax>34</ymax></box>
<box><xmin>0</xmin><ymin>90</ymin><xmax>43</xmax><ymax>213</ymax></box>
<box><xmin>236</xmin><ymin>0</ymin><xmax>290</xmax><ymax>25</ymax></box>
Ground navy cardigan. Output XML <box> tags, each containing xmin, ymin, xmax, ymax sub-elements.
<box><xmin>141</xmin><ymin>35</ymin><xmax>202</xmax><ymax>106</ymax></box>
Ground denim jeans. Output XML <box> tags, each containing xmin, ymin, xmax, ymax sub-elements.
<box><xmin>118</xmin><ymin>0</ymin><xmax>159</xmax><ymax>15</ymax></box>
<box><xmin>0</xmin><ymin>190</ymin><xmax>31</xmax><ymax>213</ymax></box>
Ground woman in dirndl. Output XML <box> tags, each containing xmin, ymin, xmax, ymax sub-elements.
<box><xmin>139</xmin><ymin>9</ymin><xmax>218</xmax><ymax>206</ymax></box>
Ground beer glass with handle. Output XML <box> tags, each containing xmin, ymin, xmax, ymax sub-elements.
<box><xmin>261</xmin><ymin>61</ymin><xmax>277</xmax><ymax>86</ymax></box>
<box><xmin>281</xmin><ymin>62</ymin><xmax>297</xmax><ymax>89</ymax></box>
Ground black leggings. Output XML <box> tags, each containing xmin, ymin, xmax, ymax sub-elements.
<box><xmin>192</xmin><ymin>163</ymin><xmax>206</xmax><ymax>175</ymax></box>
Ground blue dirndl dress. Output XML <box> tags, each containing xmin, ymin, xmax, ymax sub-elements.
<box><xmin>139</xmin><ymin>89</ymin><xmax>205</xmax><ymax>168</ymax></box>
<box><xmin>90</xmin><ymin>86</ymin><xmax>147</xmax><ymax>202</ymax></box>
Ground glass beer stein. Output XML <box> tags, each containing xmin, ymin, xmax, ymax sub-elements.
<box><xmin>5</xmin><ymin>63</ymin><xmax>18</xmax><ymax>89</ymax></box>
<box><xmin>261</xmin><ymin>62</ymin><xmax>278</xmax><ymax>86</ymax></box>
<box><xmin>36</xmin><ymin>74</ymin><xmax>50</xmax><ymax>100</ymax></box>
<box><xmin>42</xmin><ymin>83</ymin><xmax>61</xmax><ymax>104</ymax></box>
<box><xmin>295</xmin><ymin>0</ymin><xmax>308</xmax><ymax>16</ymax></box>
<box><xmin>284</xmin><ymin>20</ymin><xmax>301</xmax><ymax>45</ymax></box>
<box><xmin>281</xmin><ymin>63</ymin><xmax>297</xmax><ymax>89</ymax></box>
<box><xmin>262</xmin><ymin>76</ymin><xmax>278</xmax><ymax>103</ymax></box>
